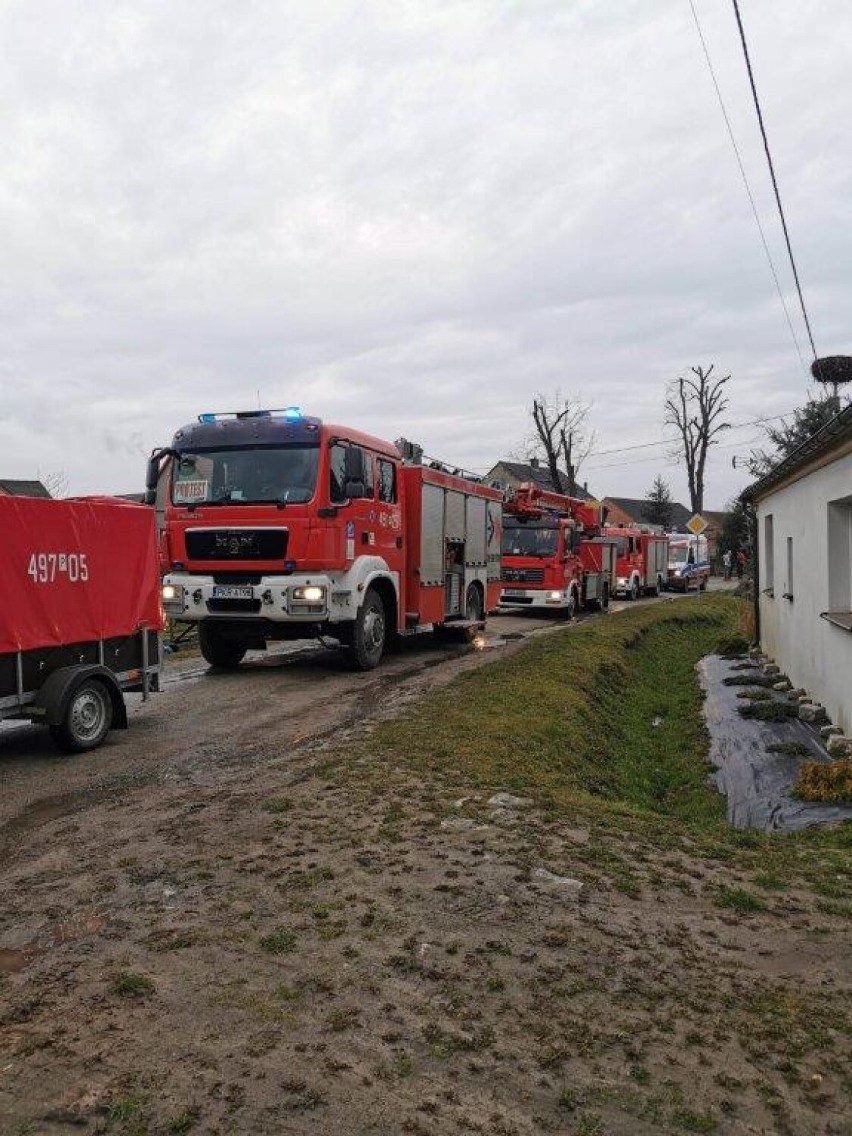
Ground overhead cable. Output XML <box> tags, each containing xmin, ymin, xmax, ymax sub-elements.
<box><xmin>687</xmin><ymin>0</ymin><xmax>808</xmax><ymax>377</ymax></box>
<box><xmin>730</xmin><ymin>0</ymin><xmax>819</xmax><ymax>363</ymax></box>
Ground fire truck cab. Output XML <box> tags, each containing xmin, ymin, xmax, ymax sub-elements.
<box><xmin>500</xmin><ymin>484</ymin><xmax>616</xmax><ymax>616</ymax></box>
<box><xmin>604</xmin><ymin>525</ymin><xmax>670</xmax><ymax>600</ymax></box>
<box><xmin>148</xmin><ymin>409</ymin><xmax>502</xmax><ymax>670</ymax></box>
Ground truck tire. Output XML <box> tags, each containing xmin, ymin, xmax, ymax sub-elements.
<box><xmin>464</xmin><ymin>583</ymin><xmax>484</xmax><ymax>623</ymax></box>
<box><xmin>49</xmin><ymin>678</ymin><xmax>113</xmax><ymax>754</ymax></box>
<box><xmin>600</xmin><ymin>582</ymin><xmax>610</xmax><ymax>610</ymax></box>
<box><xmin>346</xmin><ymin>588</ymin><xmax>386</xmax><ymax>671</ymax></box>
<box><xmin>628</xmin><ymin>578</ymin><xmax>639</xmax><ymax>602</ymax></box>
<box><xmin>199</xmin><ymin>623</ymin><xmax>248</xmax><ymax>669</ymax></box>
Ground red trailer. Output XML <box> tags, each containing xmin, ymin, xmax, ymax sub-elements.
<box><xmin>0</xmin><ymin>496</ymin><xmax>162</xmax><ymax>752</ymax></box>
<box><xmin>148</xmin><ymin>409</ymin><xmax>503</xmax><ymax>670</ymax></box>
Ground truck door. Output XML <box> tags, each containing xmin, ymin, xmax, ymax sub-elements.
<box><xmin>329</xmin><ymin>441</ymin><xmax>376</xmax><ymax>564</ymax></box>
<box><xmin>373</xmin><ymin>456</ymin><xmax>404</xmax><ymax>579</ymax></box>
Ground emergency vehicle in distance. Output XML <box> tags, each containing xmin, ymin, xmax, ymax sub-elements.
<box><xmin>0</xmin><ymin>496</ymin><xmax>162</xmax><ymax>752</ymax></box>
<box><xmin>500</xmin><ymin>484</ymin><xmax>616</xmax><ymax>616</ymax></box>
<box><xmin>146</xmin><ymin>408</ymin><xmax>503</xmax><ymax>671</ymax></box>
<box><xmin>666</xmin><ymin>532</ymin><xmax>710</xmax><ymax>591</ymax></box>
<box><xmin>602</xmin><ymin>524</ymin><xmax>670</xmax><ymax>600</ymax></box>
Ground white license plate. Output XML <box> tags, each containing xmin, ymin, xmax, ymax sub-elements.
<box><xmin>212</xmin><ymin>585</ymin><xmax>253</xmax><ymax>600</ymax></box>
<box><xmin>502</xmin><ymin>588</ymin><xmax>525</xmax><ymax>597</ymax></box>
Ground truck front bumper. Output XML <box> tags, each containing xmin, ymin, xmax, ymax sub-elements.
<box><xmin>161</xmin><ymin>573</ymin><xmax>356</xmax><ymax>625</ymax></box>
<box><xmin>499</xmin><ymin>588</ymin><xmax>572</xmax><ymax>610</ymax></box>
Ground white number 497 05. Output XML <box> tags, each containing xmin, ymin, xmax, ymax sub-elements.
<box><xmin>27</xmin><ymin>552</ymin><xmax>89</xmax><ymax>584</ymax></box>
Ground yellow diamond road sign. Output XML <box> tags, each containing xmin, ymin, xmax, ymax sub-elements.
<box><xmin>686</xmin><ymin>513</ymin><xmax>708</xmax><ymax>536</ymax></box>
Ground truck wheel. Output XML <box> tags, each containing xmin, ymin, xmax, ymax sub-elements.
<box><xmin>49</xmin><ymin>679</ymin><xmax>113</xmax><ymax>754</ymax></box>
<box><xmin>563</xmin><ymin>589</ymin><xmax>577</xmax><ymax>620</ymax></box>
<box><xmin>600</xmin><ymin>582</ymin><xmax>610</xmax><ymax>611</ymax></box>
<box><xmin>628</xmin><ymin>578</ymin><xmax>639</xmax><ymax>602</ymax></box>
<box><xmin>347</xmin><ymin>588</ymin><xmax>386</xmax><ymax>670</ymax></box>
<box><xmin>464</xmin><ymin>583</ymin><xmax>484</xmax><ymax>623</ymax></box>
<box><xmin>199</xmin><ymin>623</ymin><xmax>248</xmax><ymax>669</ymax></box>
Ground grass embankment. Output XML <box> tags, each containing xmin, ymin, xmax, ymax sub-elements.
<box><xmin>359</xmin><ymin>596</ymin><xmax>735</xmax><ymax>830</ymax></box>
<box><xmin>339</xmin><ymin>593</ymin><xmax>852</xmax><ymax>897</ymax></box>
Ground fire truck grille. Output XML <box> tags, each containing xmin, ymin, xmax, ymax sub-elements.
<box><xmin>186</xmin><ymin>529</ymin><xmax>288</xmax><ymax>561</ymax></box>
<box><xmin>502</xmin><ymin>567</ymin><xmax>544</xmax><ymax>584</ymax></box>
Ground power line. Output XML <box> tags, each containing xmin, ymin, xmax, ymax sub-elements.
<box><xmin>730</xmin><ymin>0</ymin><xmax>819</xmax><ymax>363</ymax></box>
<box><xmin>686</xmin><ymin>0</ymin><xmax>808</xmax><ymax>377</ymax></box>
<box><xmin>583</xmin><ymin>408</ymin><xmax>795</xmax><ymax>466</ymax></box>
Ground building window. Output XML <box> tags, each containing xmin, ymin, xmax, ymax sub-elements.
<box><xmin>763</xmin><ymin>514</ymin><xmax>774</xmax><ymax>595</ymax></box>
<box><xmin>826</xmin><ymin>498</ymin><xmax>852</xmax><ymax>628</ymax></box>
<box><xmin>783</xmin><ymin>536</ymin><xmax>794</xmax><ymax>600</ymax></box>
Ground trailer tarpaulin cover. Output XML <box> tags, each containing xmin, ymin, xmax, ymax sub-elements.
<box><xmin>0</xmin><ymin>496</ymin><xmax>163</xmax><ymax>654</ymax></box>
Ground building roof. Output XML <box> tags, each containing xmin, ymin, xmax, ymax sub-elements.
<box><xmin>0</xmin><ymin>479</ymin><xmax>51</xmax><ymax>498</ymax></box>
<box><xmin>489</xmin><ymin>461</ymin><xmax>595</xmax><ymax>500</ymax></box>
<box><xmin>602</xmin><ymin>496</ymin><xmax>693</xmax><ymax>530</ymax></box>
<box><xmin>743</xmin><ymin>402</ymin><xmax>852</xmax><ymax>502</ymax></box>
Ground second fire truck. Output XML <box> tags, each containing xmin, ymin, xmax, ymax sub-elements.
<box><xmin>500</xmin><ymin>484</ymin><xmax>616</xmax><ymax>616</ymax></box>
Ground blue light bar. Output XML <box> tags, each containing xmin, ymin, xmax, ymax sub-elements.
<box><xmin>281</xmin><ymin>406</ymin><xmax>302</xmax><ymax>420</ymax></box>
<box><xmin>198</xmin><ymin>413</ymin><xmax>217</xmax><ymax>424</ymax></box>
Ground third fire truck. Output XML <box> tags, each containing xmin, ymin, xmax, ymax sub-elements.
<box><xmin>602</xmin><ymin>524</ymin><xmax>670</xmax><ymax>600</ymax></box>
<box><xmin>146</xmin><ymin>408</ymin><xmax>503</xmax><ymax>671</ymax></box>
<box><xmin>500</xmin><ymin>484</ymin><xmax>616</xmax><ymax>616</ymax></box>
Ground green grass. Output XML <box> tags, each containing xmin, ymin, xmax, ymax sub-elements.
<box><xmin>111</xmin><ymin>972</ymin><xmax>155</xmax><ymax>999</ymax></box>
<box><xmin>348</xmin><ymin>597</ymin><xmax>735</xmax><ymax>830</ymax></box>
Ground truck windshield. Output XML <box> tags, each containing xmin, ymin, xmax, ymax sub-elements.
<box><xmin>502</xmin><ymin>521</ymin><xmax>559</xmax><ymax>557</ymax></box>
<box><xmin>171</xmin><ymin>445</ymin><xmax>319</xmax><ymax>505</ymax></box>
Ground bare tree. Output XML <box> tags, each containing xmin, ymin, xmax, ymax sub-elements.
<box><xmin>40</xmin><ymin>470</ymin><xmax>70</xmax><ymax>499</ymax></box>
<box><xmin>664</xmin><ymin>365</ymin><xmax>731</xmax><ymax>514</ymax></box>
<box><xmin>528</xmin><ymin>392</ymin><xmax>595</xmax><ymax>495</ymax></box>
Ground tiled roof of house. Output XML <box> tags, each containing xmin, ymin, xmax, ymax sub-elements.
<box><xmin>490</xmin><ymin>461</ymin><xmax>595</xmax><ymax>500</ymax></box>
<box><xmin>0</xmin><ymin>479</ymin><xmax>51</xmax><ymax>498</ymax></box>
<box><xmin>602</xmin><ymin>496</ymin><xmax>693</xmax><ymax>530</ymax></box>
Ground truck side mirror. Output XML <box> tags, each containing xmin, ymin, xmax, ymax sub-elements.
<box><xmin>343</xmin><ymin>447</ymin><xmax>368</xmax><ymax>499</ymax></box>
<box><xmin>144</xmin><ymin>448</ymin><xmax>176</xmax><ymax>506</ymax></box>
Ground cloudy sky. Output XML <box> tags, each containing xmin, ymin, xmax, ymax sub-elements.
<box><xmin>1</xmin><ymin>0</ymin><xmax>849</xmax><ymax>507</ymax></box>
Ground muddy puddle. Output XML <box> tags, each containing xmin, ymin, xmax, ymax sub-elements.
<box><xmin>0</xmin><ymin>914</ymin><xmax>105</xmax><ymax>976</ymax></box>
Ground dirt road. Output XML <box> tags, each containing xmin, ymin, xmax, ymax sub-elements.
<box><xmin>5</xmin><ymin>586</ymin><xmax>800</xmax><ymax>1136</ymax></box>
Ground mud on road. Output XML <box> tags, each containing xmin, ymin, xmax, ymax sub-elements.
<box><xmin>7</xmin><ymin>585</ymin><xmax>842</xmax><ymax>1136</ymax></box>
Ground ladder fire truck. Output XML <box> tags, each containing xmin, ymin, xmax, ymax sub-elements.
<box><xmin>602</xmin><ymin>524</ymin><xmax>670</xmax><ymax>600</ymax></box>
<box><xmin>500</xmin><ymin>484</ymin><xmax>616</xmax><ymax>616</ymax></box>
<box><xmin>146</xmin><ymin>408</ymin><xmax>503</xmax><ymax>670</ymax></box>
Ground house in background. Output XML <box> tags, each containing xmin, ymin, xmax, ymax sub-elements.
<box><xmin>0</xmin><ymin>479</ymin><xmax>50</xmax><ymax>498</ymax></box>
<box><xmin>743</xmin><ymin>403</ymin><xmax>852</xmax><ymax>733</ymax></box>
<box><xmin>486</xmin><ymin>459</ymin><xmax>596</xmax><ymax>500</ymax></box>
<box><xmin>601</xmin><ymin>496</ymin><xmax>692</xmax><ymax>531</ymax></box>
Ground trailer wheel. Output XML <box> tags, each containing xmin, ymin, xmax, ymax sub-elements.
<box><xmin>199</xmin><ymin>623</ymin><xmax>248</xmax><ymax>669</ymax></box>
<box><xmin>49</xmin><ymin>679</ymin><xmax>113</xmax><ymax>754</ymax></box>
<box><xmin>464</xmin><ymin>583</ymin><xmax>484</xmax><ymax>623</ymax></box>
<box><xmin>346</xmin><ymin>588</ymin><xmax>386</xmax><ymax>670</ymax></box>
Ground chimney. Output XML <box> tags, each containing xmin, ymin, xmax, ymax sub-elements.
<box><xmin>529</xmin><ymin>457</ymin><xmax>539</xmax><ymax>470</ymax></box>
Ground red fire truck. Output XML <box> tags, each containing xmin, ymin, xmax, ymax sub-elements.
<box><xmin>147</xmin><ymin>409</ymin><xmax>503</xmax><ymax>670</ymax></box>
<box><xmin>0</xmin><ymin>496</ymin><xmax>162</xmax><ymax>752</ymax></box>
<box><xmin>500</xmin><ymin>484</ymin><xmax>616</xmax><ymax>616</ymax></box>
<box><xmin>602</xmin><ymin>524</ymin><xmax>670</xmax><ymax>600</ymax></box>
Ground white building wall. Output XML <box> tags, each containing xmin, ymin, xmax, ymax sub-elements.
<box><xmin>757</xmin><ymin>450</ymin><xmax>852</xmax><ymax>734</ymax></box>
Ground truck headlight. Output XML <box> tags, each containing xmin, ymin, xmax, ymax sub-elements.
<box><xmin>549</xmin><ymin>590</ymin><xmax>562</xmax><ymax>601</ymax></box>
<box><xmin>292</xmin><ymin>585</ymin><xmax>325</xmax><ymax>602</ymax></box>
<box><xmin>162</xmin><ymin>583</ymin><xmax>184</xmax><ymax>603</ymax></box>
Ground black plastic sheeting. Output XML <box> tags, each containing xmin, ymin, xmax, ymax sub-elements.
<box><xmin>698</xmin><ymin>655</ymin><xmax>852</xmax><ymax>832</ymax></box>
